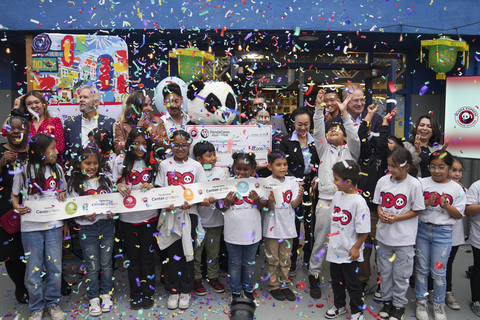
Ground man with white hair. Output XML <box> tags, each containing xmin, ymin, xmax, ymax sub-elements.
<box><xmin>63</xmin><ymin>85</ymin><xmax>115</xmax><ymax>165</ymax></box>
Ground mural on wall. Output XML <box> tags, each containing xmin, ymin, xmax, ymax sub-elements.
<box><xmin>31</xmin><ymin>33</ymin><xmax>128</xmax><ymax>119</ymax></box>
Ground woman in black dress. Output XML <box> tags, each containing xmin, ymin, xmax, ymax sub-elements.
<box><xmin>279</xmin><ymin>107</ymin><xmax>319</xmax><ymax>275</ymax></box>
<box><xmin>0</xmin><ymin>109</ymin><xmax>30</xmax><ymax>303</ymax></box>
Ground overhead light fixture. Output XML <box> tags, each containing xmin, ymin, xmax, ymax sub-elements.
<box><xmin>237</xmin><ymin>40</ymin><xmax>242</xmax><ymax>51</ymax></box>
<box><xmin>298</xmin><ymin>35</ymin><xmax>319</xmax><ymax>42</ymax></box>
<box><xmin>348</xmin><ymin>38</ymin><xmax>353</xmax><ymax>49</ymax></box>
<box><xmin>6</xmin><ymin>44</ymin><xmax>10</xmax><ymax>54</ymax></box>
<box><xmin>292</xmin><ymin>39</ymin><xmax>297</xmax><ymax>52</ymax></box>
<box><xmin>208</xmin><ymin>45</ymin><xmax>212</xmax><ymax>53</ymax></box>
<box><xmin>148</xmin><ymin>53</ymin><xmax>154</xmax><ymax>59</ymax></box>
<box><xmin>399</xmin><ymin>24</ymin><xmax>404</xmax><ymax>42</ymax></box>
<box><xmin>243</xmin><ymin>53</ymin><xmax>264</xmax><ymax>59</ymax></box>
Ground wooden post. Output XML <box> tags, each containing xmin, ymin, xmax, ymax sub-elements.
<box><xmin>25</xmin><ymin>34</ymin><xmax>33</xmax><ymax>92</ymax></box>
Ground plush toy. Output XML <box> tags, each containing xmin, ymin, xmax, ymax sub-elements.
<box><xmin>186</xmin><ymin>80</ymin><xmax>241</xmax><ymax>125</ymax></box>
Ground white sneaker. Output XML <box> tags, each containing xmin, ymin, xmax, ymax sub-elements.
<box><xmin>48</xmin><ymin>305</ymin><xmax>65</xmax><ymax>320</ymax></box>
<box><xmin>416</xmin><ymin>300</ymin><xmax>429</xmax><ymax>320</ymax></box>
<box><xmin>179</xmin><ymin>293</ymin><xmax>192</xmax><ymax>310</ymax></box>
<box><xmin>101</xmin><ymin>294</ymin><xmax>113</xmax><ymax>312</ymax></box>
<box><xmin>167</xmin><ymin>294</ymin><xmax>179</xmax><ymax>310</ymax></box>
<box><xmin>351</xmin><ymin>312</ymin><xmax>365</xmax><ymax>320</ymax></box>
<box><xmin>89</xmin><ymin>298</ymin><xmax>102</xmax><ymax>316</ymax></box>
<box><xmin>30</xmin><ymin>310</ymin><xmax>43</xmax><ymax>320</ymax></box>
<box><xmin>433</xmin><ymin>303</ymin><xmax>447</xmax><ymax>320</ymax></box>
<box><xmin>325</xmin><ymin>305</ymin><xmax>347</xmax><ymax>319</ymax></box>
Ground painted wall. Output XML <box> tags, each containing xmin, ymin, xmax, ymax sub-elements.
<box><xmin>1</xmin><ymin>0</ymin><xmax>480</xmax><ymax>35</ymax></box>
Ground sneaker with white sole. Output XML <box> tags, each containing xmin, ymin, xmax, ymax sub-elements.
<box><xmin>89</xmin><ymin>298</ymin><xmax>102</xmax><ymax>316</ymax></box>
<box><xmin>48</xmin><ymin>305</ymin><xmax>65</xmax><ymax>320</ymax></box>
<box><xmin>445</xmin><ymin>291</ymin><xmax>460</xmax><ymax>310</ymax></box>
<box><xmin>373</xmin><ymin>284</ymin><xmax>383</xmax><ymax>302</ymax></box>
<box><xmin>471</xmin><ymin>301</ymin><xmax>480</xmax><ymax>317</ymax></box>
<box><xmin>433</xmin><ymin>303</ymin><xmax>447</xmax><ymax>320</ymax></box>
<box><xmin>351</xmin><ymin>312</ymin><xmax>365</xmax><ymax>320</ymax></box>
<box><xmin>179</xmin><ymin>293</ymin><xmax>191</xmax><ymax>310</ymax></box>
<box><xmin>389</xmin><ymin>307</ymin><xmax>405</xmax><ymax>320</ymax></box>
<box><xmin>101</xmin><ymin>294</ymin><xmax>113</xmax><ymax>312</ymax></box>
<box><xmin>167</xmin><ymin>294</ymin><xmax>179</xmax><ymax>310</ymax></box>
<box><xmin>416</xmin><ymin>300</ymin><xmax>429</xmax><ymax>320</ymax></box>
<box><xmin>325</xmin><ymin>305</ymin><xmax>347</xmax><ymax>319</ymax></box>
<box><xmin>30</xmin><ymin>310</ymin><xmax>43</xmax><ymax>320</ymax></box>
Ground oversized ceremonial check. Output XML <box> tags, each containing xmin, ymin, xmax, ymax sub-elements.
<box><xmin>186</xmin><ymin>125</ymin><xmax>272</xmax><ymax>167</ymax></box>
<box><xmin>22</xmin><ymin>178</ymin><xmax>283</xmax><ymax>223</ymax></box>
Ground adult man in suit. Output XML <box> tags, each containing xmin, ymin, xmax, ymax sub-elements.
<box><xmin>63</xmin><ymin>85</ymin><xmax>115</xmax><ymax>166</ymax></box>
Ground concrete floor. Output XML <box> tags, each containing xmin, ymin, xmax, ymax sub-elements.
<box><xmin>0</xmin><ymin>242</ymin><xmax>478</xmax><ymax>320</ymax></box>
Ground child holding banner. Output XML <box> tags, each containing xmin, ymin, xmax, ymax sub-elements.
<box><xmin>113</xmin><ymin>127</ymin><xmax>160</xmax><ymax>310</ymax></box>
<box><xmin>192</xmin><ymin>141</ymin><xmax>226</xmax><ymax>295</ymax></box>
<box><xmin>67</xmin><ymin>147</ymin><xmax>115</xmax><ymax>316</ymax></box>
<box><xmin>217</xmin><ymin>152</ymin><xmax>268</xmax><ymax>303</ymax></box>
<box><xmin>263</xmin><ymin>150</ymin><xmax>304</xmax><ymax>301</ymax></box>
<box><xmin>11</xmin><ymin>134</ymin><xmax>67</xmax><ymax>320</ymax></box>
<box><xmin>155</xmin><ymin>130</ymin><xmax>211</xmax><ymax>311</ymax></box>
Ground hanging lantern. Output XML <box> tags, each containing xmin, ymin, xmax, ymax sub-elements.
<box><xmin>168</xmin><ymin>47</ymin><xmax>215</xmax><ymax>82</ymax></box>
<box><xmin>420</xmin><ymin>36</ymin><xmax>469</xmax><ymax>80</ymax></box>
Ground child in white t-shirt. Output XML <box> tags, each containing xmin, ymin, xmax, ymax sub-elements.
<box><xmin>373</xmin><ymin>147</ymin><xmax>425</xmax><ymax>320</ymax></box>
<box><xmin>192</xmin><ymin>141</ymin><xmax>226</xmax><ymax>296</ymax></box>
<box><xmin>263</xmin><ymin>150</ymin><xmax>304</xmax><ymax>302</ymax></box>
<box><xmin>324</xmin><ymin>160</ymin><xmax>370</xmax><ymax>320</ymax></box>
<box><xmin>465</xmin><ymin>176</ymin><xmax>480</xmax><ymax>317</ymax></box>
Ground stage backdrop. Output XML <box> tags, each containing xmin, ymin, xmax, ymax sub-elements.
<box><xmin>30</xmin><ymin>33</ymin><xmax>128</xmax><ymax>120</ymax></box>
<box><xmin>444</xmin><ymin>76</ymin><xmax>480</xmax><ymax>159</ymax></box>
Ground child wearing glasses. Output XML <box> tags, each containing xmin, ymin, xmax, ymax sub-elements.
<box><xmin>414</xmin><ymin>150</ymin><xmax>466</xmax><ymax>320</ymax></box>
<box><xmin>156</xmin><ymin>130</ymin><xmax>213</xmax><ymax>311</ymax></box>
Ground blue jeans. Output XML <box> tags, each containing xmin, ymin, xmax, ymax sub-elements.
<box><xmin>415</xmin><ymin>223</ymin><xmax>452</xmax><ymax>304</ymax></box>
<box><xmin>21</xmin><ymin>228</ymin><xmax>63</xmax><ymax>311</ymax></box>
<box><xmin>225</xmin><ymin>241</ymin><xmax>260</xmax><ymax>295</ymax></box>
<box><xmin>78</xmin><ymin>219</ymin><xmax>115</xmax><ymax>299</ymax></box>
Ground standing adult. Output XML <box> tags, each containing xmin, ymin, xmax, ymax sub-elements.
<box><xmin>161</xmin><ymin>83</ymin><xmax>191</xmax><ymax>136</ymax></box>
<box><xmin>404</xmin><ymin>115</ymin><xmax>448</xmax><ymax>177</ymax></box>
<box><xmin>64</xmin><ymin>85</ymin><xmax>115</xmax><ymax>165</ymax></box>
<box><xmin>331</xmin><ymin>85</ymin><xmax>383</xmax><ymax>135</ymax></box>
<box><xmin>0</xmin><ymin>109</ymin><xmax>29</xmax><ymax>304</ymax></box>
<box><xmin>3</xmin><ymin>91</ymin><xmax>65</xmax><ymax>161</ymax></box>
<box><xmin>279</xmin><ymin>107</ymin><xmax>319</xmax><ymax>275</ymax></box>
<box><xmin>114</xmin><ymin>90</ymin><xmax>169</xmax><ymax>156</ymax></box>
<box><xmin>248</xmin><ymin>93</ymin><xmax>288</xmax><ymax>136</ymax></box>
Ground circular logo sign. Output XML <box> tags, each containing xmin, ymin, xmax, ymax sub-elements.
<box><xmin>190</xmin><ymin>129</ymin><xmax>198</xmax><ymax>138</ymax></box>
<box><xmin>200</xmin><ymin>128</ymin><xmax>210</xmax><ymax>138</ymax></box>
<box><xmin>65</xmin><ymin>202</ymin><xmax>78</xmax><ymax>215</ymax></box>
<box><xmin>455</xmin><ymin>106</ymin><xmax>478</xmax><ymax>128</ymax></box>
<box><xmin>32</xmin><ymin>34</ymin><xmax>52</xmax><ymax>53</ymax></box>
<box><xmin>123</xmin><ymin>196</ymin><xmax>137</xmax><ymax>209</ymax></box>
<box><xmin>183</xmin><ymin>188</ymin><xmax>194</xmax><ymax>201</ymax></box>
<box><xmin>237</xmin><ymin>181</ymin><xmax>250</xmax><ymax>194</ymax></box>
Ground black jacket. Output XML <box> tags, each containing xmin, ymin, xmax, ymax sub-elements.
<box><xmin>279</xmin><ymin>134</ymin><xmax>320</xmax><ymax>182</ymax></box>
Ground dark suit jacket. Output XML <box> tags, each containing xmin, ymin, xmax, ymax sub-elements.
<box><xmin>331</xmin><ymin>110</ymin><xmax>383</xmax><ymax>134</ymax></box>
<box><xmin>279</xmin><ymin>134</ymin><xmax>320</xmax><ymax>180</ymax></box>
<box><xmin>63</xmin><ymin>113</ymin><xmax>115</xmax><ymax>164</ymax></box>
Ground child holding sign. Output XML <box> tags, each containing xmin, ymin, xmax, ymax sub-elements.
<box><xmin>11</xmin><ymin>134</ymin><xmax>67</xmax><ymax>320</ymax></box>
<box><xmin>192</xmin><ymin>141</ymin><xmax>226</xmax><ymax>295</ymax></box>
<box><xmin>217</xmin><ymin>152</ymin><xmax>268</xmax><ymax>303</ymax></box>
<box><xmin>67</xmin><ymin>147</ymin><xmax>115</xmax><ymax>316</ymax></box>
<box><xmin>263</xmin><ymin>150</ymin><xmax>303</xmax><ymax>301</ymax></box>
<box><xmin>156</xmin><ymin>130</ymin><xmax>211</xmax><ymax>311</ymax></box>
<box><xmin>113</xmin><ymin>127</ymin><xmax>160</xmax><ymax>310</ymax></box>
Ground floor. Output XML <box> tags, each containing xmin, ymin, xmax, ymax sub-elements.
<box><xmin>0</xmin><ymin>242</ymin><xmax>477</xmax><ymax>320</ymax></box>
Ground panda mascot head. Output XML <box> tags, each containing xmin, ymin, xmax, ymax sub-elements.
<box><xmin>187</xmin><ymin>80</ymin><xmax>241</xmax><ymax>125</ymax></box>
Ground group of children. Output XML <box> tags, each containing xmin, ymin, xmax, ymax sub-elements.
<box><xmin>4</xmin><ymin>90</ymin><xmax>480</xmax><ymax>320</ymax></box>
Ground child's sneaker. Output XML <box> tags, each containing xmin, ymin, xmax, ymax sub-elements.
<box><xmin>373</xmin><ymin>283</ymin><xmax>383</xmax><ymax>302</ymax></box>
<box><xmin>194</xmin><ymin>279</ymin><xmax>207</xmax><ymax>296</ymax></box>
<box><xmin>281</xmin><ymin>288</ymin><xmax>296</xmax><ymax>301</ymax></box>
<box><xmin>308</xmin><ymin>275</ymin><xmax>321</xmax><ymax>299</ymax></box>
<box><xmin>470</xmin><ymin>301</ymin><xmax>480</xmax><ymax>317</ymax></box>
<box><xmin>351</xmin><ymin>312</ymin><xmax>365</xmax><ymax>320</ymax></box>
<box><xmin>389</xmin><ymin>307</ymin><xmax>405</xmax><ymax>320</ymax></box>
<box><xmin>325</xmin><ymin>305</ymin><xmax>347</xmax><ymax>319</ymax></box>
<box><xmin>416</xmin><ymin>300</ymin><xmax>429</xmax><ymax>320</ymax></box>
<box><xmin>206</xmin><ymin>278</ymin><xmax>225</xmax><ymax>293</ymax></box>
<box><xmin>167</xmin><ymin>294</ymin><xmax>179</xmax><ymax>310</ymax></box>
<box><xmin>178</xmin><ymin>293</ymin><xmax>191</xmax><ymax>310</ymax></box>
<box><xmin>48</xmin><ymin>305</ymin><xmax>65</xmax><ymax>320</ymax></box>
<box><xmin>445</xmin><ymin>291</ymin><xmax>460</xmax><ymax>310</ymax></box>
<box><xmin>101</xmin><ymin>294</ymin><xmax>113</xmax><ymax>312</ymax></box>
<box><xmin>89</xmin><ymin>298</ymin><xmax>102</xmax><ymax>316</ymax></box>
<box><xmin>243</xmin><ymin>290</ymin><xmax>254</xmax><ymax>301</ymax></box>
<box><xmin>433</xmin><ymin>303</ymin><xmax>447</xmax><ymax>320</ymax></box>
<box><xmin>269</xmin><ymin>289</ymin><xmax>286</xmax><ymax>301</ymax></box>
<box><xmin>378</xmin><ymin>301</ymin><xmax>393</xmax><ymax>319</ymax></box>
<box><xmin>30</xmin><ymin>310</ymin><xmax>43</xmax><ymax>320</ymax></box>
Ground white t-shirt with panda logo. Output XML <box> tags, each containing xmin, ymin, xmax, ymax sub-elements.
<box><xmin>197</xmin><ymin>167</ymin><xmax>226</xmax><ymax>228</ymax></box>
<box><xmin>466</xmin><ymin>181</ymin><xmax>480</xmax><ymax>249</ymax></box>
<box><xmin>12</xmin><ymin>164</ymin><xmax>67</xmax><ymax>232</ymax></box>
<box><xmin>419</xmin><ymin>177</ymin><xmax>466</xmax><ymax>225</ymax></box>
<box><xmin>67</xmin><ymin>179</ymin><xmax>113</xmax><ymax>226</ymax></box>
<box><xmin>112</xmin><ymin>155</ymin><xmax>159</xmax><ymax>224</ymax></box>
<box><xmin>262</xmin><ymin>176</ymin><xmax>300</xmax><ymax>239</ymax></box>
<box><xmin>223</xmin><ymin>178</ymin><xmax>263</xmax><ymax>245</ymax></box>
<box><xmin>157</xmin><ymin>157</ymin><xmax>208</xmax><ymax>215</ymax></box>
<box><xmin>326</xmin><ymin>192</ymin><xmax>371</xmax><ymax>264</ymax></box>
<box><xmin>373</xmin><ymin>174</ymin><xmax>425</xmax><ymax>246</ymax></box>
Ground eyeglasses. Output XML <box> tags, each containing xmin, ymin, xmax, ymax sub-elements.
<box><xmin>428</xmin><ymin>165</ymin><xmax>448</xmax><ymax>172</ymax></box>
<box><xmin>350</xmin><ymin>99</ymin><xmax>365</xmax><ymax>104</ymax></box>
<box><xmin>172</xmin><ymin>144</ymin><xmax>190</xmax><ymax>150</ymax></box>
<box><xmin>253</xmin><ymin>103</ymin><xmax>265</xmax><ymax>108</ymax></box>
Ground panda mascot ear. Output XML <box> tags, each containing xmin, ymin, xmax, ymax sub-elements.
<box><xmin>227</xmin><ymin>79</ymin><xmax>243</xmax><ymax>97</ymax></box>
<box><xmin>187</xmin><ymin>81</ymin><xmax>205</xmax><ymax>101</ymax></box>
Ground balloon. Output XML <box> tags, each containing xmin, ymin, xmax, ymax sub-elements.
<box><xmin>153</xmin><ymin>76</ymin><xmax>188</xmax><ymax>114</ymax></box>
